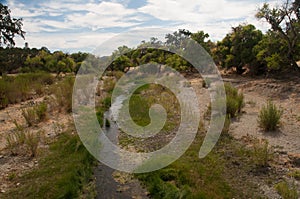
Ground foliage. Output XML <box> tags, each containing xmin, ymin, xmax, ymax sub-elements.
<box><xmin>258</xmin><ymin>101</ymin><xmax>283</xmax><ymax>131</ymax></box>
<box><xmin>256</xmin><ymin>0</ymin><xmax>300</xmax><ymax>70</ymax></box>
<box><xmin>0</xmin><ymin>3</ymin><xmax>25</xmax><ymax>46</ymax></box>
<box><xmin>215</xmin><ymin>24</ymin><xmax>263</xmax><ymax>74</ymax></box>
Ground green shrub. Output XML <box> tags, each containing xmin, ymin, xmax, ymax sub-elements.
<box><xmin>275</xmin><ymin>181</ymin><xmax>298</xmax><ymax>199</ymax></box>
<box><xmin>213</xmin><ymin>83</ymin><xmax>244</xmax><ymax>118</ymax></box>
<box><xmin>252</xmin><ymin>139</ymin><xmax>272</xmax><ymax>167</ymax></box>
<box><xmin>258</xmin><ymin>101</ymin><xmax>282</xmax><ymax>131</ymax></box>
<box><xmin>35</xmin><ymin>102</ymin><xmax>47</xmax><ymax>121</ymax></box>
<box><xmin>224</xmin><ymin>83</ymin><xmax>244</xmax><ymax>117</ymax></box>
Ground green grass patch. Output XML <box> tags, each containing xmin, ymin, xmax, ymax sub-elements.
<box><xmin>136</xmin><ymin>132</ymin><xmax>233</xmax><ymax>199</ymax></box>
<box><xmin>3</xmin><ymin>131</ymin><xmax>96</xmax><ymax>199</ymax></box>
<box><xmin>0</xmin><ymin>72</ymin><xmax>55</xmax><ymax>109</ymax></box>
<box><xmin>275</xmin><ymin>181</ymin><xmax>298</xmax><ymax>199</ymax></box>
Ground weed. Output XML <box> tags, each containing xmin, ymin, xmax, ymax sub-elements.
<box><xmin>22</xmin><ymin>103</ymin><xmax>47</xmax><ymax>126</ymax></box>
<box><xmin>258</xmin><ymin>101</ymin><xmax>282</xmax><ymax>131</ymax></box>
<box><xmin>52</xmin><ymin>77</ymin><xmax>74</xmax><ymax>112</ymax></box>
<box><xmin>0</xmin><ymin>73</ymin><xmax>54</xmax><ymax>109</ymax></box>
<box><xmin>22</xmin><ymin>108</ymin><xmax>36</xmax><ymax>127</ymax></box>
<box><xmin>35</xmin><ymin>102</ymin><xmax>47</xmax><ymax>122</ymax></box>
<box><xmin>275</xmin><ymin>181</ymin><xmax>298</xmax><ymax>199</ymax></box>
<box><xmin>288</xmin><ymin>170</ymin><xmax>300</xmax><ymax>180</ymax></box>
<box><xmin>252</xmin><ymin>139</ymin><xmax>272</xmax><ymax>167</ymax></box>
<box><xmin>25</xmin><ymin>131</ymin><xmax>42</xmax><ymax>157</ymax></box>
<box><xmin>224</xmin><ymin>83</ymin><xmax>244</xmax><ymax>117</ymax></box>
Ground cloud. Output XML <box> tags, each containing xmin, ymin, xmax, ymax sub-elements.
<box><xmin>138</xmin><ymin>0</ymin><xmax>275</xmax><ymax>40</ymax></box>
<box><xmin>8</xmin><ymin>0</ymin><xmax>278</xmax><ymax>52</ymax></box>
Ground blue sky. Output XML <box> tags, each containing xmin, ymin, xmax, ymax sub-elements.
<box><xmin>5</xmin><ymin>0</ymin><xmax>277</xmax><ymax>53</ymax></box>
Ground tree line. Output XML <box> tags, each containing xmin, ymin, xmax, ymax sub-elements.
<box><xmin>0</xmin><ymin>0</ymin><xmax>299</xmax><ymax>75</ymax></box>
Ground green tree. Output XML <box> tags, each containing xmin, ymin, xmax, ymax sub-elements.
<box><xmin>256</xmin><ymin>0</ymin><xmax>300</xmax><ymax>70</ymax></box>
<box><xmin>215</xmin><ymin>24</ymin><xmax>263</xmax><ymax>74</ymax></box>
<box><xmin>254</xmin><ymin>31</ymin><xmax>288</xmax><ymax>71</ymax></box>
<box><xmin>0</xmin><ymin>3</ymin><xmax>25</xmax><ymax>46</ymax></box>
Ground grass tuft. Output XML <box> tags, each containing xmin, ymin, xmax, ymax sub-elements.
<box><xmin>258</xmin><ymin>101</ymin><xmax>282</xmax><ymax>131</ymax></box>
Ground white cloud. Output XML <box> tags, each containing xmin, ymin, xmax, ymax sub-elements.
<box><xmin>138</xmin><ymin>0</ymin><xmax>275</xmax><ymax>40</ymax></box>
<box><xmin>9</xmin><ymin>0</ymin><xmax>279</xmax><ymax>52</ymax></box>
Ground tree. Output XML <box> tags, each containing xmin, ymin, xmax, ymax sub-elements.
<box><xmin>0</xmin><ymin>3</ymin><xmax>25</xmax><ymax>47</ymax></box>
<box><xmin>254</xmin><ymin>31</ymin><xmax>289</xmax><ymax>71</ymax></box>
<box><xmin>215</xmin><ymin>24</ymin><xmax>263</xmax><ymax>74</ymax></box>
<box><xmin>256</xmin><ymin>0</ymin><xmax>300</xmax><ymax>70</ymax></box>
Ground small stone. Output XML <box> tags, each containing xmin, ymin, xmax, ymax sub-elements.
<box><xmin>16</xmin><ymin>183</ymin><xmax>20</xmax><ymax>186</ymax></box>
<box><xmin>1</xmin><ymin>190</ymin><xmax>5</xmax><ymax>193</ymax></box>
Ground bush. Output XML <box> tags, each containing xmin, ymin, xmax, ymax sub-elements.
<box><xmin>224</xmin><ymin>83</ymin><xmax>244</xmax><ymax>117</ymax></box>
<box><xmin>258</xmin><ymin>101</ymin><xmax>282</xmax><ymax>131</ymax></box>
<box><xmin>252</xmin><ymin>139</ymin><xmax>272</xmax><ymax>167</ymax></box>
<box><xmin>35</xmin><ymin>102</ymin><xmax>47</xmax><ymax>121</ymax></box>
<box><xmin>214</xmin><ymin>83</ymin><xmax>244</xmax><ymax>118</ymax></box>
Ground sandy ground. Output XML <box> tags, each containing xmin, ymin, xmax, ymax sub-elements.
<box><xmin>0</xmin><ymin>74</ymin><xmax>299</xmax><ymax>197</ymax></box>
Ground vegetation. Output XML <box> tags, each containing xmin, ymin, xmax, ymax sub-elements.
<box><xmin>275</xmin><ymin>181</ymin><xmax>299</xmax><ymax>199</ymax></box>
<box><xmin>22</xmin><ymin>102</ymin><xmax>47</xmax><ymax>126</ymax></box>
<box><xmin>52</xmin><ymin>77</ymin><xmax>74</xmax><ymax>112</ymax></box>
<box><xmin>256</xmin><ymin>0</ymin><xmax>300</xmax><ymax>70</ymax></box>
<box><xmin>6</xmin><ymin>128</ymin><xmax>42</xmax><ymax>157</ymax></box>
<box><xmin>0</xmin><ymin>3</ymin><xmax>25</xmax><ymax>47</ymax></box>
<box><xmin>3</xmin><ymin>130</ymin><xmax>96</xmax><ymax>199</ymax></box>
<box><xmin>0</xmin><ymin>72</ymin><xmax>54</xmax><ymax>109</ymax></box>
<box><xmin>258</xmin><ymin>101</ymin><xmax>283</xmax><ymax>131</ymax></box>
<box><xmin>252</xmin><ymin>139</ymin><xmax>272</xmax><ymax>167</ymax></box>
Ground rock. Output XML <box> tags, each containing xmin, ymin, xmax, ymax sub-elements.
<box><xmin>1</xmin><ymin>190</ymin><xmax>5</xmax><ymax>193</ymax></box>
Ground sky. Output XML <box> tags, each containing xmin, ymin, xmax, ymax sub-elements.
<box><xmin>2</xmin><ymin>0</ymin><xmax>278</xmax><ymax>53</ymax></box>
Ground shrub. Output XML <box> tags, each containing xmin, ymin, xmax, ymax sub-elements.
<box><xmin>224</xmin><ymin>83</ymin><xmax>244</xmax><ymax>117</ymax></box>
<box><xmin>35</xmin><ymin>102</ymin><xmax>47</xmax><ymax>122</ymax></box>
<box><xmin>258</xmin><ymin>101</ymin><xmax>282</xmax><ymax>131</ymax></box>
<box><xmin>214</xmin><ymin>83</ymin><xmax>244</xmax><ymax>118</ymax></box>
<box><xmin>252</xmin><ymin>139</ymin><xmax>272</xmax><ymax>167</ymax></box>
